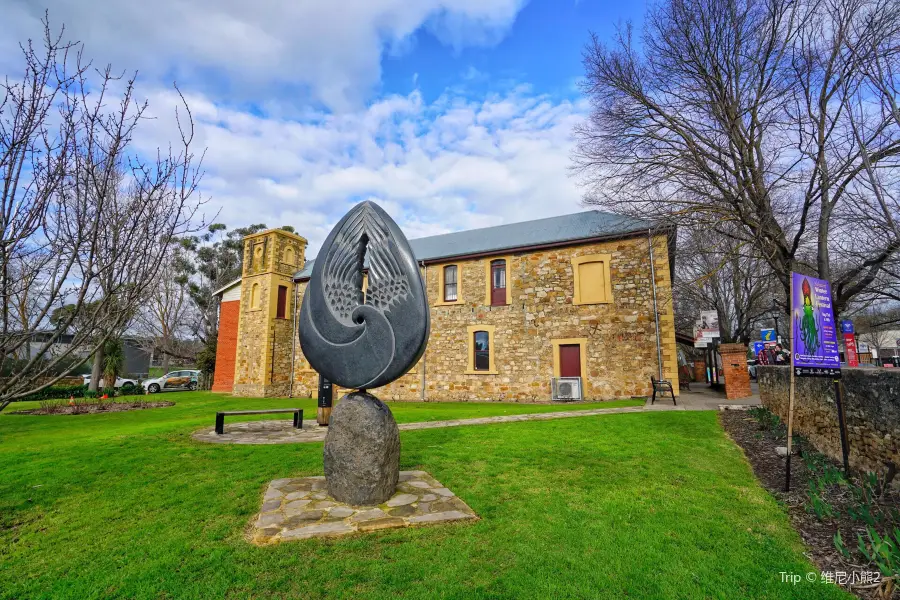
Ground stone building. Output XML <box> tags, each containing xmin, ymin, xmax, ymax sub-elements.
<box><xmin>211</xmin><ymin>210</ymin><xmax>679</xmax><ymax>401</ymax></box>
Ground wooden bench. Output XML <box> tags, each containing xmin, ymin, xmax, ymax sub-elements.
<box><xmin>215</xmin><ymin>409</ymin><xmax>303</xmax><ymax>435</ymax></box>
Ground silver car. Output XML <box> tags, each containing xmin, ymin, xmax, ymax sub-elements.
<box><xmin>142</xmin><ymin>370</ymin><xmax>200</xmax><ymax>393</ymax></box>
<box><xmin>83</xmin><ymin>375</ymin><xmax>137</xmax><ymax>389</ymax></box>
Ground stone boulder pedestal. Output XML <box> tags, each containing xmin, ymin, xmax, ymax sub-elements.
<box><xmin>323</xmin><ymin>391</ymin><xmax>400</xmax><ymax>506</ymax></box>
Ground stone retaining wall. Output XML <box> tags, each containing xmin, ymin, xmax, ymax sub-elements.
<box><xmin>757</xmin><ymin>366</ymin><xmax>899</xmax><ymax>474</ymax></box>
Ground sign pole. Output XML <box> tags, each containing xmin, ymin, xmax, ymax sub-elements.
<box><xmin>317</xmin><ymin>374</ymin><xmax>333</xmax><ymax>426</ymax></box>
<box><xmin>785</xmin><ymin>279</ymin><xmax>795</xmax><ymax>493</ymax></box>
<box><xmin>785</xmin><ymin>272</ymin><xmax>845</xmax><ymax>491</ymax></box>
<box><xmin>834</xmin><ymin>379</ymin><xmax>850</xmax><ymax>474</ymax></box>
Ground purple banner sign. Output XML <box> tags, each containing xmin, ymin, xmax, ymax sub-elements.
<box><xmin>791</xmin><ymin>272</ymin><xmax>841</xmax><ymax>378</ymax></box>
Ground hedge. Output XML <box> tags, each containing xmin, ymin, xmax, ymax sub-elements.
<box><xmin>16</xmin><ymin>383</ymin><xmax>145</xmax><ymax>403</ymax></box>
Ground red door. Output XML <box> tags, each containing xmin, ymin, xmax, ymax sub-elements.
<box><xmin>559</xmin><ymin>344</ymin><xmax>581</xmax><ymax>377</ymax></box>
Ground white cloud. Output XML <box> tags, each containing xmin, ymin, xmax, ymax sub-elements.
<box><xmin>136</xmin><ymin>87</ymin><xmax>589</xmax><ymax>255</ymax></box>
<box><xmin>1</xmin><ymin>1</ymin><xmax>591</xmax><ymax>258</ymax></box>
<box><xmin>2</xmin><ymin>0</ymin><xmax>527</xmax><ymax>110</ymax></box>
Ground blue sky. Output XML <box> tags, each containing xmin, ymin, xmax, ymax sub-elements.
<box><xmin>1</xmin><ymin>0</ymin><xmax>648</xmax><ymax>253</ymax></box>
<box><xmin>381</xmin><ymin>1</ymin><xmax>645</xmax><ymax>103</ymax></box>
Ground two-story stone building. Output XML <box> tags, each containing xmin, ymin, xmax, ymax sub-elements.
<box><xmin>211</xmin><ymin>210</ymin><xmax>678</xmax><ymax>401</ymax></box>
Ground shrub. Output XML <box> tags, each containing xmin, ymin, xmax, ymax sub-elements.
<box><xmin>37</xmin><ymin>399</ymin><xmax>67</xmax><ymax>414</ymax></box>
<box><xmin>859</xmin><ymin>526</ymin><xmax>899</xmax><ymax>597</ymax></box>
<box><xmin>748</xmin><ymin>406</ymin><xmax>781</xmax><ymax>431</ymax></box>
<box><xmin>19</xmin><ymin>384</ymin><xmax>88</xmax><ymax>403</ymax></box>
<box><xmin>120</xmin><ymin>385</ymin><xmax>144</xmax><ymax>397</ymax></box>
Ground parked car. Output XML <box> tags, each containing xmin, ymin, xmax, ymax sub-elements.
<box><xmin>82</xmin><ymin>375</ymin><xmax>137</xmax><ymax>389</ymax></box>
<box><xmin>142</xmin><ymin>370</ymin><xmax>200</xmax><ymax>393</ymax></box>
<box><xmin>747</xmin><ymin>359</ymin><xmax>758</xmax><ymax>380</ymax></box>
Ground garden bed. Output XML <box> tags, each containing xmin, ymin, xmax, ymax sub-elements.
<box><xmin>720</xmin><ymin>409</ymin><xmax>898</xmax><ymax>599</ymax></box>
<box><xmin>12</xmin><ymin>400</ymin><xmax>174</xmax><ymax>415</ymax></box>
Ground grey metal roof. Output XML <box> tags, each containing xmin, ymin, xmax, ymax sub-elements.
<box><xmin>294</xmin><ymin>210</ymin><xmax>655</xmax><ymax>280</ymax></box>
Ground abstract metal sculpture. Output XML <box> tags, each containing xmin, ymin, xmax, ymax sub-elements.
<box><xmin>299</xmin><ymin>200</ymin><xmax>429</xmax><ymax>505</ymax></box>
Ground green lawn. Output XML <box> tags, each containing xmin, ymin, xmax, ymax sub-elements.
<box><xmin>0</xmin><ymin>393</ymin><xmax>847</xmax><ymax>599</ymax></box>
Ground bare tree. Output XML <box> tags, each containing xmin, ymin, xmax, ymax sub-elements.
<box><xmin>856</xmin><ymin>307</ymin><xmax>900</xmax><ymax>357</ymax></box>
<box><xmin>674</xmin><ymin>227</ymin><xmax>779</xmax><ymax>342</ymax></box>
<box><xmin>133</xmin><ymin>241</ymin><xmax>196</xmax><ymax>373</ymax></box>
<box><xmin>0</xmin><ymin>16</ymin><xmax>205</xmax><ymax>408</ymax></box>
<box><xmin>573</xmin><ymin>0</ymin><xmax>900</xmax><ymax>317</ymax></box>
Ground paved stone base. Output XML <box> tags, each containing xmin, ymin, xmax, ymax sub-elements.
<box><xmin>249</xmin><ymin>471</ymin><xmax>477</xmax><ymax>544</ymax></box>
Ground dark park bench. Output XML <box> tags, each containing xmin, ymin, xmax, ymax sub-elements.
<box><xmin>215</xmin><ymin>408</ymin><xmax>303</xmax><ymax>435</ymax></box>
<box><xmin>650</xmin><ymin>376</ymin><xmax>677</xmax><ymax>405</ymax></box>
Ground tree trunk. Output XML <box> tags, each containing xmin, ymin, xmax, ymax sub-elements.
<box><xmin>89</xmin><ymin>346</ymin><xmax>105</xmax><ymax>391</ymax></box>
<box><xmin>162</xmin><ymin>353</ymin><xmax>170</xmax><ymax>374</ymax></box>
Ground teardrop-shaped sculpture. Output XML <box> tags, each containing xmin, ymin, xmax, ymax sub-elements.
<box><xmin>299</xmin><ymin>201</ymin><xmax>430</xmax><ymax>390</ymax></box>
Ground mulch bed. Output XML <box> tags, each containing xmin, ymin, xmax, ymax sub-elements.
<box><xmin>12</xmin><ymin>401</ymin><xmax>174</xmax><ymax>415</ymax></box>
<box><xmin>720</xmin><ymin>410</ymin><xmax>898</xmax><ymax>599</ymax></box>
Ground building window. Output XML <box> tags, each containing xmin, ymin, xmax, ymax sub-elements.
<box><xmin>490</xmin><ymin>259</ymin><xmax>506</xmax><ymax>306</ymax></box>
<box><xmin>483</xmin><ymin>256</ymin><xmax>512</xmax><ymax>305</ymax></box>
<box><xmin>284</xmin><ymin>246</ymin><xmax>295</xmax><ymax>266</ymax></box>
<box><xmin>443</xmin><ymin>265</ymin><xmax>458</xmax><ymax>302</ymax></box>
<box><xmin>250</xmin><ymin>282</ymin><xmax>260</xmax><ymax>309</ymax></box>
<box><xmin>276</xmin><ymin>285</ymin><xmax>288</xmax><ymax>319</ymax></box>
<box><xmin>571</xmin><ymin>254</ymin><xmax>613</xmax><ymax>305</ymax></box>
<box><xmin>466</xmin><ymin>324</ymin><xmax>497</xmax><ymax>374</ymax></box>
<box><xmin>473</xmin><ymin>331</ymin><xmax>490</xmax><ymax>370</ymax></box>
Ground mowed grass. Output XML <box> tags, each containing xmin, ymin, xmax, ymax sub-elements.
<box><xmin>0</xmin><ymin>393</ymin><xmax>847</xmax><ymax>599</ymax></box>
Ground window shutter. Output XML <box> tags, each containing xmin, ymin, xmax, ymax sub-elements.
<box><xmin>578</xmin><ymin>261</ymin><xmax>607</xmax><ymax>304</ymax></box>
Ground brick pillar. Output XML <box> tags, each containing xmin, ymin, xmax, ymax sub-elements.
<box><xmin>719</xmin><ymin>343</ymin><xmax>751</xmax><ymax>399</ymax></box>
<box><xmin>211</xmin><ymin>300</ymin><xmax>240</xmax><ymax>393</ymax></box>
<box><xmin>693</xmin><ymin>358</ymin><xmax>706</xmax><ymax>383</ymax></box>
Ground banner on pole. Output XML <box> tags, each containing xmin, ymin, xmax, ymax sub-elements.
<box><xmin>791</xmin><ymin>273</ymin><xmax>841</xmax><ymax>378</ymax></box>
<box><xmin>844</xmin><ymin>334</ymin><xmax>859</xmax><ymax>368</ymax></box>
<box><xmin>840</xmin><ymin>320</ymin><xmax>859</xmax><ymax>368</ymax></box>
<box><xmin>698</xmin><ymin>310</ymin><xmax>720</xmax><ymax>340</ymax></box>
<box><xmin>761</xmin><ymin>328</ymin><xmax>776</xmax><ymax>343</ymax></box>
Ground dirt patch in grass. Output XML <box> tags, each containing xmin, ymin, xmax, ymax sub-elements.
<box><xmin>720</xmin><ymin>409</ymin><xmax>898</xmax><ymax>599</ymax></box>
<box><xmin>12</xmin><ymin>401</ymin><xmax>174</xmax><ymax>415</ymax></box>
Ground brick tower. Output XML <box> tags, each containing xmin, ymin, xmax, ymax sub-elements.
<box><xmin>232</xmin><ymin>228</ymin><xmax>307</xmax><ymax>397</ymax></box>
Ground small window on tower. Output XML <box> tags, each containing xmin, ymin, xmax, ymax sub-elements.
<box><xmin>276</xmin><ymin>285</ymin><xmax>287</xmax><ymax>319</ymax></box>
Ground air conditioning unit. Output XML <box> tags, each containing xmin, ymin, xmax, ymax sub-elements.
<box><xmin>551</xmin><ymin>377</ymin><xmax>583</xmax><ymax>402</ymax></box>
